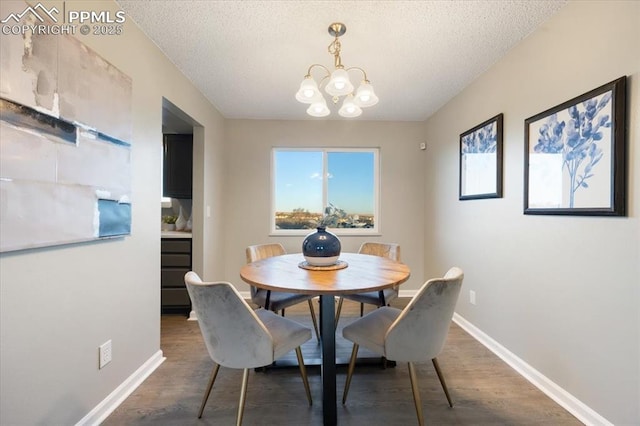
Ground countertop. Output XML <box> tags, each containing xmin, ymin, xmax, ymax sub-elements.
<box><xmin>161</xmin><ymin>231</ymin><xmax>192</xmax><ymax>239</ymax></box>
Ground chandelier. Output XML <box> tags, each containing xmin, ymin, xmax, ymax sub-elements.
<box><xmin>295</xmin><ymin>22</ymin><xmax>378</xmax><ymax>118</ymax></box>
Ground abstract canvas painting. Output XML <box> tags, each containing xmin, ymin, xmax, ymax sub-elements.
<box><xmin>0</xmin><ymin>3</ymin><xmax>132</xmax><ymax>252</ymax></box>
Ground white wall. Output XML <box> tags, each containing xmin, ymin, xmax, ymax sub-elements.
<box><xmin>0</xmin><ymin>1</ymin><xmax>225</xmax><ymax>424</ymax></box>
<box><xmin>423</xmin><ymin>1</ymin><xmax>639</xmax><ymax>424</ymax></box>
<box><xmin>222</xmin><ymin>120</ymin><xmax>426</xmax><ymax>292</ymax></box>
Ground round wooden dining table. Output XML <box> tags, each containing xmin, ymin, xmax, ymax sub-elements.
<box><xmin>240</xmin><ymin>252</ymin><xmax>411</xmax><ymax>426</ymax></box>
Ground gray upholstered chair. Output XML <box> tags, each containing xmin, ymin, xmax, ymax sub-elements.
<box><xmin>246</xmin><ymin>243</ymin><xmax>319</xmax><ymax>341</ymax></box>
<box><xmin>184</xmin><ymin>272</ymin><xmax>312</xmax><ymax>425</ymax></box>
<box><xmin>335</xmin><ymin>242</ymin><xmax>401</xmax><ymax>326</ymax></box>
<box><xmin>341</xmin><ymin>267</ymin><xmax>464</xmax><ymax>426</ymax></box>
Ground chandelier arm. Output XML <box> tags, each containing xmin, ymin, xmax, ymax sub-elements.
<box><xmin>306</xmin><ymin>63</ymin><xmax>331</xmax><ymax>79</ymax></box>
<box><xmin>345</xmin><ymin>66</ymin><xmax>369</xmax><ymax>82</ymax></box>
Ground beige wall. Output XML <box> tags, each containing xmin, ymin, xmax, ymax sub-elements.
<box><xmin>222</xmin><ymin>120</ymin><xmax>426</xmax><ymax>292</ymax></box>
<box><xmin>0</xmin><ymin>1</ymin><xmax>225</xmax><ymax>424</ymax></box>
<box><xmin>423</xmin><ymin>1</ymin><xmax>639</xmax><ymax>424</ymax></box>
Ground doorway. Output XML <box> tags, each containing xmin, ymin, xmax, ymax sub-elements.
<box><xmin>161</xmin><ymin>98</ymin><xmax>199</xmax><ymax>321</ymax></box>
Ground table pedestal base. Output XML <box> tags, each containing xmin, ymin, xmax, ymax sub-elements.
<box><xmin>320</xmin><ymin>294</ymin><xmax>337</xmax><ymax>426</ymax></box>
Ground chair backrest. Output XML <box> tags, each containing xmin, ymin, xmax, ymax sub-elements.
<box><xmin>184</xmin><ymin>271</ymin><xmax>274</xmax><ymax>369</ymax></box>
<box><xmin>246</xmin><ymin>243</ymin><xmax>286</xmax><ymax>263</ymax></box>
<box><xmin>384</xmin><ymin>267</ymin><xmax>463</xmax><ymax>362</ymax></box>
<box><xmin>245</xmin><ymin>244</ymin><xmax>287</xmax><ymax>298</ymax></box>
<box><xmin>358</xmin><ymin>242</ymin><xmax>401</xmax><ymax>262</ymax></box>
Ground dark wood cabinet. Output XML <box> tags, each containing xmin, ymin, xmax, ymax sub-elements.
<box><xmin>161</xmin><ymin>238</ymin><xmax>192</xmax><ymax>315</ymax></box>
<box><xmin>162</xmin><ymin>134</ymin><xmax>192</xmax><ymax>199</ymax></box>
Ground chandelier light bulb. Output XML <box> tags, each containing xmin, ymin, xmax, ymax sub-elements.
<box><xmin>325</xmin><ymin>68</ymin><xmax>354</xmax><ymax>97</ymax></box>
<box><xmin>307</xmin><ymin>100</ymin><xmax>330</xmax><ymax>117</ymax></box>
<box><xmin>295</xmin><ymin>77</ymin><xmax>322</xmax><ymax>104</ymax></box>
<box><xmin>354</xmin><ymin>80</ymin><xmax>379</xmax><ymax>107</ymax></box>
<box><xmin>338</xmin><ymin>95</ymin><xmax>362</xmax><ymax>118</ymax></box>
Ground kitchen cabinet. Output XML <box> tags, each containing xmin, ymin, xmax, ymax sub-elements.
<box><xmin>161</xmin><ymin>237</ymin><xmax>192</xmax><ymax>315</ymax></box>
<box><xmin>163</xmin><ymin>134</ymin><xmax>192</xmax><ymax>199</ymax></box>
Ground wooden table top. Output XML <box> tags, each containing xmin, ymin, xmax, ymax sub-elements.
<box><xmin>239</xmin><ymin>252</ymin><xmax>411</xmax><ymax>296</ymax></box>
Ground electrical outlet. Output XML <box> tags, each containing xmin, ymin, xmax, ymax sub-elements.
<box><xmin>99</xmin><ymin>340</ymin><xmax>112</xmax><ymax>369</ymax></box>
<box><xmin>469</xmin><ymin>290</ymin><xmax>476</xmax><ymax>305</ymax></box>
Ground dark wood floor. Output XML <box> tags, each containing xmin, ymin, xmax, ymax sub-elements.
<box><xmin>104</xmin><ymin>299</ymin><xmax>582</xmax><ymax>425</ymax></box>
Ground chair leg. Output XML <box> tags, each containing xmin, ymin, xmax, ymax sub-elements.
<box><xmin>335</xmin><ymin>297</ymin><xmax>344</xmax><ymax>328</ymax></box>
<box><xmin>307</xmin><ymin>299</ymin><xmax>320</xmax><ymax>342</ymax></box>
<box><xmin>236</xmin><ymin>368</ymin><xmax>250</xmax><ymax>426</ymax></box>
<box><xmin>432</xmin><ymin>357</ymin><xmax>453</xmax><ymax>407</ymax></box>
<box><xmin>408</xmin><ymin>362</ymin><xmax>424</xmax><ymax>426</ymax></box>
<box><xmin>342</xmin><ymin>343</ymin><xmax>359</xmax><ymax>404</ymax></box>
<box><xmin>281</xmin><ymin>308</ymin><xmax>285</xmax><ymax>317</ymax></box>
<box><xmin>359</xmin><ymin>302</ymin><xmax>364</xmax><ymax>317</ymax></box>
<box><xmin>198</xmin><ymin>363</ymin><xmax>220</xmax><ymax>418</ymax></box>
<box><xmin>295</xmin><ymin>347</ymin><xmax>313</xmax><ymax>405</ymax></box>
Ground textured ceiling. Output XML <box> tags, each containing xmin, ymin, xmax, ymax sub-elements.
<box><xmin>116</xmin><ymin>0</ymin><xmax>567</xmax><ymax>121</ymax></box>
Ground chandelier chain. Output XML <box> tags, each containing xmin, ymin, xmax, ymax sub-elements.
<box><xmin>328</xmin><ymin>38</ymin><xmax>343</xmax><ymax>68</ymax></box>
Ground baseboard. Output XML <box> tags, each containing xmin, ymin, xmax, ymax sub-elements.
<box><xmin>76</xmin><ymin>350</ymin><xmax>166</xmax><ymax>426</ymax></box>
<box><xmin>453</xmin><ymin>313</ymin><xmax>613</xmax><ymax>426</ymax></box>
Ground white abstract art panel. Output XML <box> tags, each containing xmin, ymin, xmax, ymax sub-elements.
<box><xmin>0</xmin><ymin>1</ymin><xmax>132</xmax><ymax>252</ymax></box>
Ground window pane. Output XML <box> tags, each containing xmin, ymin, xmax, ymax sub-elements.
<box><xmin>274</xmin><ymin>150</ymin><xmax>322</xmax><ymax>230</ymax></box>
<box><xmin>327</xmin><ymin>151</ymin><xmax>375</xmax><ymax>228</ymax></box>
<box><xmin>272</xmin><ymin>148</ymin><xmax>378</xmax><ymax>233</ymax></box>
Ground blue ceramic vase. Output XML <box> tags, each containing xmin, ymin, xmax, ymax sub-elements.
<box><xmin>302</xmin><ymin>227</ymin><xmax>341</xmax><ymax>266</ymax></box>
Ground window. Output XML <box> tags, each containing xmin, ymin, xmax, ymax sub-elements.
<box><xmin>272</xmin><ymin>148</ymin><xmax>379</xmax><ymax>234</ymax></box>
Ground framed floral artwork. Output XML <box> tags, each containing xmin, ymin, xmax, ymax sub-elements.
<box><xmin>459</xmin><ymin>113</ymin><xmax>503</xmax><ymax>200</ymax></box>
<box><xmin>524</xmin><ymin>76</ymin><xmax>626</xmax><ymax>216</ymax></box>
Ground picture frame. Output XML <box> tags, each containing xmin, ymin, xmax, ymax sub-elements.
<box><xmin>524</xmin><ymin>76</ymin><xmax>626</xmax><ymax>216</ymax></box>
<box><xmin>459</xmin><ymin>113</ymin><xmax>503</xmax><ymax>200</ymax></box>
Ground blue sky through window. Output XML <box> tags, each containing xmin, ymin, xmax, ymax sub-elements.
<box><xmin>274</xmin><ymin>150</ymin><xmax>323</xmax><ymax>213</ymax></box>
<box><xmin>328</xmin><ymin>151</ymin><xmax>374</xmax><ymax>214</ymax></box>
<box><xmin>274</xmin><ymin>150</ymin><xmax>375</xmax><ymax>215</ymax></box>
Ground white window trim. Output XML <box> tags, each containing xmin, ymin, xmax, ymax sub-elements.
<box><xmin>270</xmin><ymin>147</ymin><xmax>380</xmax><ymax>236</ymax></box>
